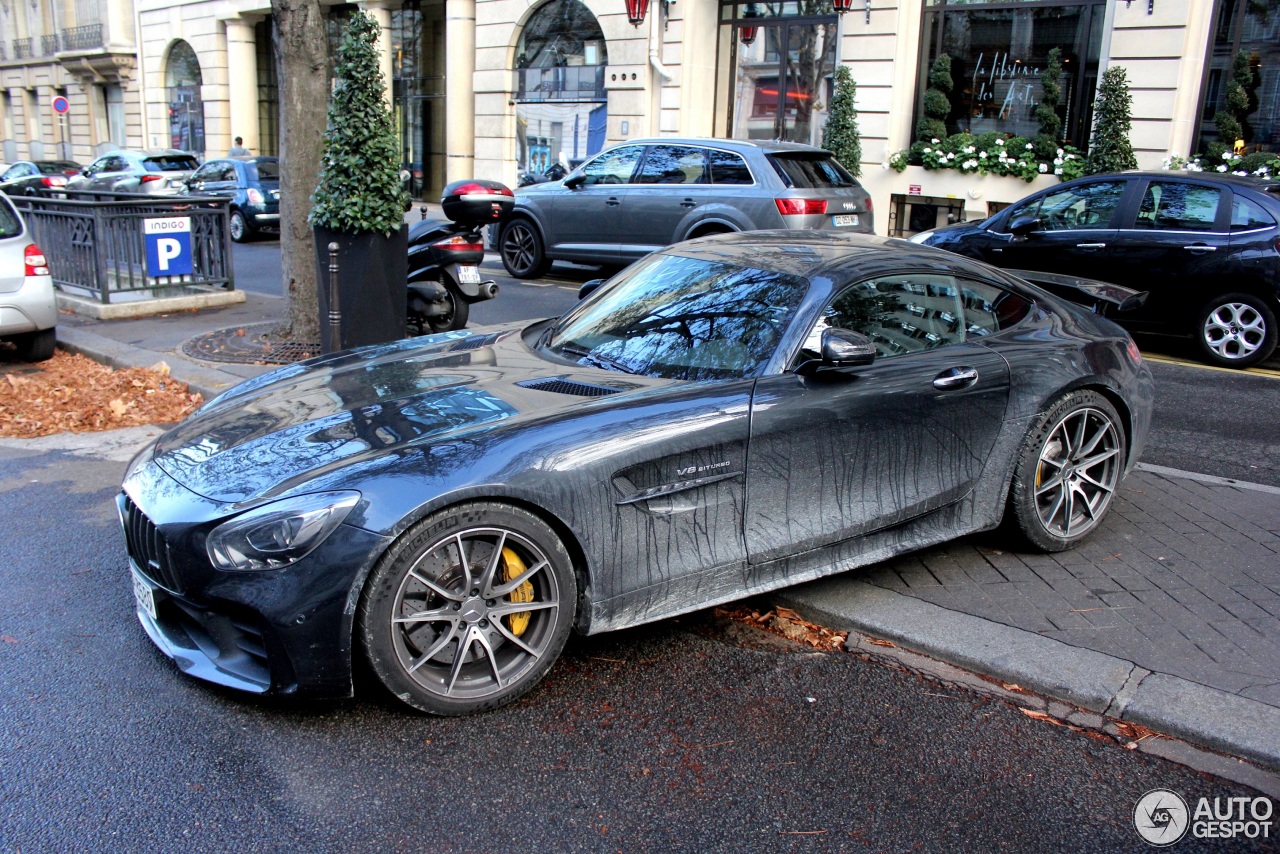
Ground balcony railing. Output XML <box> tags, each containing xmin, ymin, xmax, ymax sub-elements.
<box><xmin>62</xmin><ymin>24</ymin><xmax>104</xmax><ymax>52</ymax></box>
<box><xmin>42</xmin><ymin>33</ymin><xmax>61</xmax><ymax>55</ymax></box>
<box><xmin>13</xmin><ymin>38</ymin><xmax>32</xmax><ymax>59</ymax></box>
<box><xmin>515</xmin><ymin>65</ymin><xmax>606</xmax><ymax>102</ymax></box>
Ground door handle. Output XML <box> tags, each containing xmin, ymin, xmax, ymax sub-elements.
<box><xmin>680</xmin><ymin>198</ymin><xmax>695</xmax><ymax>208</ymax></box>
<box><xmin>1075</xmin><ymin>243</ymin><xmax>1106</xmax><ymax>249</ymax></box>
<box><xmin>933</xmin><ymin>367</ymin><xmax>979</xmax><ymax>390</ymax></box>
<box><xmin>1183</xmin><ymin>244</ymin><xmax>1217</xmax><ymax>252</ymax></box>
<box><xmin>605</xmin><ymin>197</ymin><xmax>621</xmax><ymax>207</ymax></box>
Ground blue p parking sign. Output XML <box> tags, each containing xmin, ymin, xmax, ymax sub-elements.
<box><xmin>144</xmin><ymin>217</ymin><xmax>193</xmax><ymax>277</ymax></box>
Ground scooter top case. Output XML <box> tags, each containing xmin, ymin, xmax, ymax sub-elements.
<box><xmin>440</xmin><ymin>179</ymin><xmax>514</xmax><ymax>226</ymax></box>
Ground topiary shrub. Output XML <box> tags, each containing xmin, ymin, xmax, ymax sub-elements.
<box><xmin>916</xmin><ymin>54</ymin><xmax>953</xmax><ymax>143</ymax></box>
<box><xmin>1032</xmin><ymin>48</ymin><xmax>1063</xmax><ymax>162</ymax></box>
<box><xmin>1085</xmin><ymin>66</ymin><xmax>1138</xmax><ymax>175</ymax></box>
<box><xmin>823</xmin><ymin>65</ymin><xmax>863</xmax><ymax>178</ymax></box>
<box><xmin>310</xmin><ymin>10</ymin><xmax>408</xmax><ymax>236</ymax></box>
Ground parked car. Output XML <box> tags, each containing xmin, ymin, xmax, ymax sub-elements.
<box><xmin>120</xmin><ymin>231</ymin><xmax>1152</xmax><ymax>715</ymax></box>
<box><xmin>0</xmin><ymin>193</ymin><xmax>56</xmax><ymax>362</ymax></box>
<box><xmin>495</xmin><ymin>138</ymin><xmax>874</xmax><ymax>278</ymax></box>
<box><xmin>67</xmin><ymin>149</ymin><xmax>199</xmax><ymax>196</ymax></box>
<box><xmin>0</xmin><ymin>160</ymin><xmax>82</xmax><ymax>196</ymax></box>
<box><xmin>184</xmin><ymin>156</ymin><xmax>280</xmax><ymax>242</ymax></box>
<box><xmin>911</xmin><ymin>171</ymin><xmax>1280</xmax><ymax>368</ymax></box>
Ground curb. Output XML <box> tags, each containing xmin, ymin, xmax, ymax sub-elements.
<box><xmin>56</xmin><ymin>325</ymin><xmax>253</xmax><ymax>401</ymax></box>
<box><xmin>775</xmin><ymin>579</ymin><xmax>1280</xmax><ymax>773</ymax></box>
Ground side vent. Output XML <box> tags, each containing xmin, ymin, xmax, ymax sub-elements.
<box><xmin>516</xmin><ymin>377</ymin><xmax>624</xmax><ymax>397</ymax></box>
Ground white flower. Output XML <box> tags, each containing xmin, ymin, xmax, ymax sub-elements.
<box><xmin>931</xmin><ymin>138</ymin><xmax>940</xmax><ymax>144</ymax></box>
<box><xmin>882</xmin><ymin>162</ymin><xmax>891</xmax><ymax>170</ymax></box>
<box><xmin>1054</xmin><ymin>157</ymin><xmax>1063</xmax><ymax>165</ymax></box>
<box><xmin>963</xmin><ymin>159</ymin><xmax>978</xmax><ymax>169</ymax></box>
<box><xmin>1233</xmin><ymin>170</ymin><xmax>1248</xmax><ymax>176</ymax></box>
<box><xmin>923</xmin><ymin>147</ymin><xmax>932</xmax><ymax>154</ymax></box>
<box><xmin>995</xmin><ymin>138</ymin><xmax>1005</xmax><ymax>145</ymax></box>
<box><xmin>1054</xmin><ymin>167</ymin><xmax>1063</xmax><ymax>175</ymax></box>
<box><xmin>1217</xmin><ymin>164</ymin><xmax>1228</xmax><ymax>172</ymax></box>
<box><xmin>1057</xmin><ymin>148</ymin><xmax>1064</xmax><ymax>157</ymax></box>
<box><xmin>979</xmin><ymin>151</ymin><xmax>988</xmax><ymax>158</ymax></box>
<box><xmin>1222</xmin><ymin>151</ymin><xmax>1233</xmax><ymax>160</ymax></box>
<box><xmin>1038</xmin><ymin>163</ymin><xmax>1048</xmax><ymax>173</ymax></box>
<box><xmin>964</xmin><ymin>146</ymin><xmax>976</xmax><ymax>154</ymax></box>
<box><xmin>1025</xmin><ymin>143</ymin><xmax>1033</xmax><ymax>150</ymax></box>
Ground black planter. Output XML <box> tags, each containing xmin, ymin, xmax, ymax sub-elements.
<box><xmin>314</xmin><ymin>224</ymin><xmax>408</xmax><ymax>353</ymax></box>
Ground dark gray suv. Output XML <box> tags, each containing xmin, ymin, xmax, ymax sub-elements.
<box><xmin>496</xmin><ymin>138</ymin><xmax>873</xmax><ymax>278</ymax></box>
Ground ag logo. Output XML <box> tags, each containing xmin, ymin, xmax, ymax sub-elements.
<box><xmin>1134</xmin><ymin>789</ymin><xmax>1190</xmax><ymax>846</ymax></box>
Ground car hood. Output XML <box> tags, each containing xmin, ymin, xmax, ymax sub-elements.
<box><xmin>148</xmin><ymin>325</ymin><xmax>673</xmax><ymax>504</ymax></box>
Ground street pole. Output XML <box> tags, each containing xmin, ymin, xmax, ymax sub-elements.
<box><xmin>326</xmin><ymin>242</ymin><xmax>341</xmax><ymax>354</ymax></box>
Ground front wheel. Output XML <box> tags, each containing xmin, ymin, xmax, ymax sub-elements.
<box><xmin>359</xmin><ymin>502</ymin><xmax>577</xmax><ymax>715</ymax></box>
<box><xmin>499</xmin><ymin>219</ymin><xmax>551</xmax><ymax>279</ymax></box>
<box><xmin>1195</xmin><ymin>292</ymin><xmax>1276</xmax><ymax>368</ymax></box>
<box><xmin>1006</xmin><ymin>390</ymin><xmax>1126</xmax><ymax>552</ymax></box>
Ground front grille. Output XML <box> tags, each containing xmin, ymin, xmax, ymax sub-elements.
<box><xmin>516</xmin><ymin>377</ymin><xmax>623</xmax><ymax>397</ymax></box>
<box><xmin>121</xmin><ymin>493</ymin><xmax>183</xmax><ymax>593</ymax></box>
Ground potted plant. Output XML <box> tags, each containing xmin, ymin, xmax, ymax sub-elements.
<box><xmin>310</xmin><ymin>10</ymin><xmax>409</xmax><ymax>351</ymax></box>
<box><xmin>823</xmin><ymin>65</ymin><xmax>862</xmax><ymax>178</ymax></box>
<box><xmin>1085</xmin><ymin>66</ymin><xmax>1138</xmax><ymax>176</ymax></box>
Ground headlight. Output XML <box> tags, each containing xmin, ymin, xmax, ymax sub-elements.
<box><xmin>907</xmin><ymin>229</ymin><xmax>936</xmax><ymax>244</ymax></box>
<box><xmin>206</xmin><ymin>491</ymin><xmax>360</xmax><ymax>572</ymax></box>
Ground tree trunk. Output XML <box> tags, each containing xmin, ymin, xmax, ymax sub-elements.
<box><xmin>271</xmin><ymin>0</ymin><xmax>328</xmax><ymax>344</ymax></box>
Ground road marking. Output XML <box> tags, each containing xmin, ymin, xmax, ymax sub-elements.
<box><xmin>1141</xmin><ymin>352</ymin><xmax>1280</xmax><ymax>379</ymax></box>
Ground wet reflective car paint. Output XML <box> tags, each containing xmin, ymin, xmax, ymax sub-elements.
<box><xmin>121</xmin><ymin>233</ymin><xmax>1153</xmax><ymax>697</ymax></box>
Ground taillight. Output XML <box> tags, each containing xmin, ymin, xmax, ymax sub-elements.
<box><xmin>775</xmin><ymin>198</ymin><xmax>827</xmax><ymax>216</ymax></box>
<box><xmin>25</xmin><ymin>244</ymin><xmax>50</xmax><ymax>277</ymax></box>
<box><xmin>432</xmin><ymin>234</ymin><xmax>485</xmax><ymax>252</ymax></box>
<box><xmin>1126</xmin><ymin>337</ymin><xmax>1143</xmax><ymax>365</ymax></box>
<box><xmin>139</xmin><ymin>174</ymin><xmax>164</xmax><ymax>183</ymax></box>
<box><xmin>41</xmin><ymin>175</ymin><xmax>67</xmax><ymax>188</ymax></box>
<box><xmin>247</xmin><ymin>188</ymin><xmax>264</xmax><ymax>204</ymax></box>
<box><xmin>865</xmin><ymin>197</ymin><xmax>873</xmax><ymax>212</ymax></box>
<box><xmin>451</xmin><ymin>182</ymin><xmax>514</xmax><ymax>197</ymax></box>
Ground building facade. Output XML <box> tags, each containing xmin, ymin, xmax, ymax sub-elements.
<box><xmin>2</xmin><ymin>0</ymin><xmax>1277</xmax><ymax>229</ymax></box>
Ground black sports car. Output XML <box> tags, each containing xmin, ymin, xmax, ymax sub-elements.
<box><xmin>120</xmin><ymin>233</ymin><xmax>1153</xmax><ymax>715</ymax></box>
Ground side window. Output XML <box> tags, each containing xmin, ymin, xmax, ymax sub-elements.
<box><xmin>1034</xmin><ymin>180</ymin><xmax>1126</xmax><ymax>231</ymax></box>
<box><xmin>1137</xmin><ymin>181</ymin><xmax>1222</xmax><ymax>231</ymax></box>
<box><xmin>1231</xmin><ymin>196</ymin><xmax>1276</xmax><ymax>231</ymax></box>
<box><xmin>105</xmin><ymin>156</ymin><xmax>129</xmax><ymax>172</ymax></box>
<box><xmin>1</xmin><ymin>165</ymin><xmax>21</xmax><ymax>181</ymax></box>
<box><xmin>957</xmin><ymin>279</ymin><xmax>1032</xmax><ymax>338</ymax></box>
<box><xmin>635</xmin><ymin>145</ymin><xmax>707</xmax><ymax>185</ymax></box>
<box><xmin>707</xmin><ymin>150</ymin><xmax>753</xmax><ymax>185</ymax></box>
<box><xmin>192</xmin><ymin>162</ymin><xmax>221</xmax><ymax>183</ymax></box>
<box><xmin>804</xmin><ymin>274</ymin><xmax>967</xmax><ymax>359</ymax></box>
<box><xmin>219</xmin><ymin>163</ymin><xmax>239</xmax><ymax>182</ymax></box>
<box><xmin>578</xmin><ymin>145</ymin><xmax>645</xmax><ymax>186</ymax></box>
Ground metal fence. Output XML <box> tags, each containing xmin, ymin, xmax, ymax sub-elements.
<box><xmin>14</xmin><ymin>193</ymin><xmax>235</xmax><ymax>303</ymax></box>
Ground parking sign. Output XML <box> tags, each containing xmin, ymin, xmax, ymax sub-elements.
<box><xmin>144</xmin><ymin>217</ymin><xmax>193</xmax><ymax>277</ymax></box>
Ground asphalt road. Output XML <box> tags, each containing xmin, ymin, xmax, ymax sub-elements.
<box><xmin>0</xmin><ymin>439</ymin><xmax>1269</xmax><ymax>851</ymax></box>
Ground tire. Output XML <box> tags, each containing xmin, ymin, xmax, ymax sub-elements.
<box><xmin>229</xmin><ymin>210</ymin><xmax>254</xmax><ymax>243</ymax></box>
<box><xmin>1006</xmin><ymin>390</ymin><xmax>1126</xmax><ymax>552</ymax></box>
<box><xmin>359</xmin><ymin>502</ymin><xmax>577</xmax><ymax>715</ymax></box>
<box><xmin>499</xmin><ymin>218</ymin><xmax>551</xmax><ymax>279</ymax></box>
<box><xmin>12</xmin><ymin>328</ymin><xmax>56</xmax><ymax>363</ymax></box>
<box><xmin>1195</xmin><ymin>292</ymin><xmax>1276</xmax><ymax>368</ymax></box>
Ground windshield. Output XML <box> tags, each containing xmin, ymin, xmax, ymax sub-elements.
<box><xmin>544</xmin><ymin>253</ymin><xmax>809</xmax><ymax>381</ymax></box>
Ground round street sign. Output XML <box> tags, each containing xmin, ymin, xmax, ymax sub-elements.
<box><xmin>52</xmin><ymin>96</ymin><xmax>70</xmax><ymax>114</ymax></box>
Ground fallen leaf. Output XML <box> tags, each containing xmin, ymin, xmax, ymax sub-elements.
<box><xmin>1</xmin><ymin>634</ymin><xmax>18</xmax><ymax>643</ymax></box>
<box><xmin>866</xmin><ymin>638</ymin><xmax>896</xmax><ymax>648</ymax></box>
<box><xmin>108</xmin><ymin>398</ymin><xmax>128</xmax><ymax>417</ymax></box>
<box><xmin>1019</xmin><ymin>707</ymin><xmax>1056</xmax><ymax>723</ymax></box>
<box><xmin>148</xmin><ymin>361</ymin><xmax>171</xmax><ymax>376</ymax></box>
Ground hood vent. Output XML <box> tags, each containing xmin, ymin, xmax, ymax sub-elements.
<box><xmin>516</xmin><ymin>377</ymin><xmax>625</xmax><ymax>397</ymax></box>
<box><xmin>448</xmin><ymin>333</ymin><xmax>502</xmax><ymax>352</ymax></box>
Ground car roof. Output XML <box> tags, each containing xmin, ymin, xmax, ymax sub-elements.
<box><xmin>1115</xmin><ymin>170</ymin><xmax>1279</xmax><ymax>189</ymax></box>
<box><xmin>610</xmin><ymin>137</ymin><xmax>835</xmax><ymax>156</ymax></box>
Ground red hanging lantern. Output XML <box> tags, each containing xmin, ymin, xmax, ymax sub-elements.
<box><xmin>626</xmin><ymin>0</ymin><xmax>650</xmax><ymax>26</ymax></box>
<box><xmin>831</xmin><ymin>0</ymin><xmax>855</xmax><ymax>13</ymax></box>
<box><xmin>739</xmin><ymin>25</ymin><xmax>759</xmax><ymax>46</ymax></box>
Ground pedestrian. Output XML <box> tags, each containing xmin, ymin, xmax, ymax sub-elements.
<box><xmin>229</xmin><ymin>136</ymin><xmax>250</xmax><ymax>156</ymax></box>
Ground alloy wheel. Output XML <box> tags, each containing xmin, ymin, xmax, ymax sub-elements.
<box><xmin>1033</xmin><ymin>407</ymin><xmax>1121</xmax><ymax>539</ymax></box>
<box><xmin>1202</xmin><ymin>302</ymin><xmax>1266</xmax><ymax>362</ymax></box>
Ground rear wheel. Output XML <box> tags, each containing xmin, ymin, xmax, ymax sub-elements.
<box><xmin>12</xmin><ymin>329</ymin><xmax>56</xmax><ymax>362</ymax></box>
<box><xmin>1006</xmin><ymin>390</ymin><xmax>1126</xmax><ymax>552</ymax></box>
<box><xmin>499</xmin><ymin>219</ymin><xmax>551</xmax><ymax>279</ymax></box>
<box><xmin>1195</xmin><ymin>292</ymin><xmax>1276</xmax><ymax>368</ymax></box>
<box><xmin>229</xmin><ymin>210</ymin><xmax>254</xmax><ymax>243</ymax></box>
<box><xmin>359</xmin><ymin>502</ymin><xmax>577</xmax><ymax>715</ymax></box>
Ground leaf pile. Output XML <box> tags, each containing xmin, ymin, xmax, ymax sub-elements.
<box><xmin>715</xmin><ymin>605</ymin><xmax>848</xmax><ymax>652</ymax></box>
<box><xmin>0</xmin><ymin>351</ymin><xmax>202</xmax><ymax>438</ymax></box>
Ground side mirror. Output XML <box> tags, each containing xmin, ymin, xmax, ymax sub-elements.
<box><xmin>578</xmin><ymin>278</ymin><xmax>605</xmax><ymax>300</ymax></box>
<box><xmin>564</xmin><ymin>173</ymin><xmax>585</xmax><ymax>190</ymax></box>
<box><xmin>1008</xmin><ymin>214</ymin><xmax>1042</xmax><ymax>237</ymax></box>
<box><xmin>821</xmin><ymin>328</ymin><xmax>876</xmax><ymax>367</ymax></box>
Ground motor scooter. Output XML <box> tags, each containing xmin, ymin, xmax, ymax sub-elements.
<box><xmin>407</xmin><ymin>179</ymin><xmax>514</xmax><ymax>334</ymax></box>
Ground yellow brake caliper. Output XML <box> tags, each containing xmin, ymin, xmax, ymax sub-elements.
<box><xmin>501</xmin><ymin>547</ymin><xmax>534</xmax><ymax>637</ymax></box>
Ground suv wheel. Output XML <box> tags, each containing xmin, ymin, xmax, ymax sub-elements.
<box><xmin>499</xmin><ymin>219</ymin><xmax>551</xmax><ymax>279</ymax></box>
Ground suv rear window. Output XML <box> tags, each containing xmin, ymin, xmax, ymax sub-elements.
<box><xmin>143</xmin><ymin>155</ymin><xmax>199</xmax><ymax>172</ymax></box>
<box><xmin>768</xmin><ymin>153</ymin><xmax>858</xmax><ymax>189</ymax></box>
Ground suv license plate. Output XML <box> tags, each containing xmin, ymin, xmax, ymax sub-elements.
<box><xmin>832</xmin><ymin>214</ymin><xmax>859</xmax><ymax>227</ymax></box>
<box><xmin>132</xmin><ymin>569</ymin><xmax>158</xmax><ymax>621</ymax></box>
<box><xmin>457</xmin><ymin>265</ymin><xmax>481</xmax><ymax>285</ymax></box>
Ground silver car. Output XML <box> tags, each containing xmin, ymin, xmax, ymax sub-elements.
<box><xmin>0</xmin><ymin>194</ymin><xmax>57</xmax><ymax>361</ymax></box>
<box><xmin>67</xmin><ymin>149</ymin><xmax>199</xmax><ymax>196</ymax></box>
<box><xmin>496</xmin><ymin>138</ymin><xmax>874</xmax><ymax>278</ymax></box>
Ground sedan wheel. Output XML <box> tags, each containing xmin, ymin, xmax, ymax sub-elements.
<box><xmin>360</xmin><ymin>503</ymin><xmax>576</xmax><ymax>715</ymax></box>
<box><xmin>1007</xmin><ymin>391</ymin><xmax>1125</xmax><ymax>552</ymax></box>
<box><xmin>1196</xmin><ymin>293</ymin><xmax>1276</xmax><ymax>368</ymax></box>
<box><xmin>499</xmin><ymin>219</ymin><xmax>551</xmax><ymax>279</ymax></box>
<box><xmin>229</xmin><ymin>210</ymin><xmax>252</xmax><ymax>243</ymax></box>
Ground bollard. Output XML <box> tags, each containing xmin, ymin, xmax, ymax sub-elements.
<box><xmin>326</xmin><ymin>242</ymin><xmax>341</xmax><ymax>354</ymax></box>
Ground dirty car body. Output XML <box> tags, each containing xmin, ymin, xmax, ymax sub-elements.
<box><xmin>120</xmin><ymin>232</ymin><xmax>1153</xmax><ymax>714</ymax></box>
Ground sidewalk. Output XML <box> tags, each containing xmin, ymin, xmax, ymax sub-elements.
<box><xmin>53</xmin><ymin>291</ymin><xmax>1280</xmax><ymax>775</ymax></box>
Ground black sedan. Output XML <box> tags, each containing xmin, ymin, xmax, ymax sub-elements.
<box><xmin>912</xmin><ymin>171</ymin><xmax>1280</xmax><ymax>368</ymax></box>
<box><xmin>185</xmin><ymin>156</ymin><xmax>280</xmax><ymax>242</ymax></box>
<box><xmin>120</xmin><ymin>233</ymin><xmax>1153</xmax><ymax>715</ymax></box>
<box><xmin>0</xmin><ymin>159</ymin><xmax>82</xmax><ymax>195</ymax></box>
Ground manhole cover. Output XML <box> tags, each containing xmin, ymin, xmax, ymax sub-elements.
<box><xmin>182</xmin><ymin>323</ymin><xmax>319</xmax><ymax>365</ymax></box>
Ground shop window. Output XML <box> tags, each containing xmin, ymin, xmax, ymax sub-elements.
<box><xmin>1195</xmin><ymin>0</ymin><xmax>1278</xmax><ymax>156</ymax></box>
<box><xmin>887</xmin><ymin>193</ymin><xmax>966</xmax><ymax>238</ymax></box>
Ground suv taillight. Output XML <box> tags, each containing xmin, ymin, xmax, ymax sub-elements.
<box><xmin>865</xmin><ymin>197</ymin><xmax>873</xmax><ymax>212</ymax></box>
<box><xmin>775</xmin><ymin>198</ymin><xmax>827</xmax><ymax>216</ymax></box>
<box><xmin>432</xmin><ymin>234</ymin><xmax>485</xmax><ymax>252</ymax></box>
<box><xmin>139</xmin><ymin>174</ymin><xmax>164</xmax><ymax>183</ymax></box>
<box><xmin>25</xmin><ymin>244</ymin><xmax>50</xmax><ymax>277</ymax></box>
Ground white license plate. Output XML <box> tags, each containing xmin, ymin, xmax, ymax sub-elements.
<box><xmin>832</xmin><ymin>214</ymin><xmax>860</xmax><ymax>227</ymax></box>
<box><xmin>457</xmin><ymin>265</ymin><xmax>481</xmax><ymax>285</ymax></box>
<box><xmin>132</xmin><ymin>568</ymin><xmax>158</xmax><ymax>621</ymax></box>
